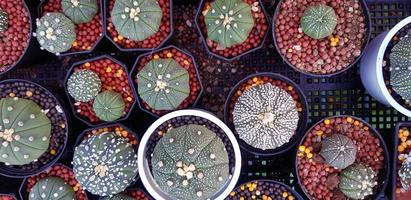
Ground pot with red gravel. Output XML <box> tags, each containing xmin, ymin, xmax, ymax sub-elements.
<box><xmin>0</xmin><ymin>194</ymin><xmax>16</xmax><ymax>200</ymax></box>
<box><xmin>195</xmin><ymin>0</ymin><xmax>269</xmax><ymax>61</ymax></box>
<box><xmin>273</xmin><ymin>0</ymin><xmax>370</xmax><ymax>76</ymax></box>
<box><xmin>295</xmin><ymin>116</ymin><xmax>389</xmax><ymax>200</ymax></box>
<box><xmin>131</xmin><ymin>45</ymin><xmax>203</xmax><ymax>118</ymax></box>
<box><xmin>100</xmin><ymin>188</ymin><xmax>152</xmax><ymax>200</ymax></box>
<box><xmin>64</xmin><ymin>55</ymin><xmax>137</xmax><ymax>126</ymax></box>
<box><xmin>392</xmin><ymin>122</ymin><xmax>411</xmax><ymax>199</ymax></box>
<box><xmin>224</xmin><ymin>72</ymin><xmax>308</xmax><ymax>156</ymax></box>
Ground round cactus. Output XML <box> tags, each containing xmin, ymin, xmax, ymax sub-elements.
<box><xmin>0</xmin><ymin>9</ymin><xmax>8</xmax><ymax>33</ymax></box>
<box><xmin>300</xmin><ymin>4</ymin><xmax>337</xmax><ymax>39</ymax></box>
<box><xmin>62</xmin><ymin>0</ymin><xmax>98</xmax><ymax>24</ymax></box>
<box><xmin>29</xmin><ymin>177</ymin><xmax>75</xmax><ymax>200</ymax></box>
<box><xmin>390</xmin><ymin>34</ymin><xmax>411</xmax><ymax>101</ymax></box>
<box><xmin>151</xmin><ymin>124</ymin><xmax>229</xmax><ymax>200</ymax></box>
<box><xmin>102</xmin><ymin>194</ymin><xmax>134</xmax><ymax>200</ymax></box>
<box><xmin>111</xmin><ymin>0</ymin><xmax>163</xmax><ymax>41</ymax></box>
<box><xmin>35</xmin><ymin>12</ymin><xmax>76</xmax><ymax>55</ymax></box>
<box><xmin>233</xmin><ymin>83</ymin><xmax>299</xmax><ymax>150</ymax></box>
<box><xmin>399</xmin><ymin>152</ymin><xmax>411</xmax><ymax>191</ymax></box>
<box><xmin>0</xmin><ymin>97</ymin><xmax>51</xmax><ymax>166</ymax></box>
<box><xmin>73</xmin><ymin>131</ymin><xmax>138</xmax><ymax>196</ymax></box>
<box><xmin>137</xmin><ymin>58</ymin><xmax>190</xmax><ymax>111</ymax></box>
<box><xmin>339</xmin><ymin>164</ymin><xmax>378</xmax><ymax>200</ymax></box>
<box><xmin>67</xmin><ymin>69</ymin><xmax>102</xmax><ymax>102</ymax></box>
<box><xmin>319</xmin><ymin>134</ymin><xmax>357</xmax><ymax>169</ymax></box>
<box><xmin>93</xmin><ymin>90</ymin><xmax>125</xmax><ymax>122</ymax></box>
<box><xmin>204</xmin><ymin>0</ymin><xmax>254</xmax><ymax>48</ymax></box>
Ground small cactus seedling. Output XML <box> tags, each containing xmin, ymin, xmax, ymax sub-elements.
<box><xmin>93</xmin><ymin>90</ymin><xmax>125</xmax><ymax>122</ymax></box>
<box><xmin>390</xmin><ymin>34</ymin><xmax>411</xmax><ymax>101</ymax></box>
<box><xmin>73</xmin><ymin>131</ymin><xmax>138</xmax><ymax>196</ymax></box>
<box><xmin>102</xmin><ymin>194</ymin><xmax>134</xmax><ymax>200</ymax></box>
<box><xmin>233</xmin><ymin>83</ymin><xmax>299</xmax><ymax>150</ymax></box>
<box><xmin>319</xmin><ymin>134</ymin><xmax>357</xmax><ymax>169</ymax></box>
<box><xmin>0</xmin><ymin>9</ymin><xmax>8</xmax><ymax>33</ymax></box>
<box><xmin>111</xmin><ymin>0</ymin><xmax>163</xmax><ymax>41</ymax></box>
<box><xmin>0</xmin><ymin>97</ymin><xmax>51</xmax><ymax>166</ymax></box>
<box><xmin>339</xmin><ymin>164</ymin><xmax>378</xmax><ymax>200</ymax></box>
<box><xmin>300</xmin><ymin>4</ymin><xmax>337</xmax><ymax>39</ymax></box>
<box><xmin>29</xmin><ymin>177</ymin><xmax>75</xmax><ymax>200</ymax></box>
<box><xmin>35</xmin><ymin>12</ymin><xmax>76</xmax><ymax>55</ymax></box>
<box><xmin>62</xmin><ymin>0</ymin><xmax>98</xmax><ymax>24</ymax></box>
<box><xmin>399</xmin><ymin>152</ymin><xmax>411</xmax><ymax>191</ymax></box>
<box><xmin>137</xmin><ymin>58</ymin><xmax>190</xmax><ymax>111</ymax></box>
<box><xmin>152</xmin><ymin>124</ymin><xmax>230</xmax><ymax>200</ymax></box>
<box><xmin>204</xmin><ymin>0</ymin><xmax>254</xmax><ymax>48</ymax></box>
<box><xmin>67</xmin><ymin>69</ymin><xmax>102</xmax><ymax>102</ymax></box>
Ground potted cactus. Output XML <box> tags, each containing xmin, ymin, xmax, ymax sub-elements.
<box><xmin>227</xmin><ymin>180</ymin><xmax>303</xmax><ymax>199</ymax></box>
<box><xmin>195</xmin><ymin>0</ymin><xmax>269</xmax><ymax>61</ymax></box>
<box><xmin>392</xmin><ymin>122</ymin><xmax>411</xmax><ymax>199</ymax></box>
<box><xmin>105</xmin><ymin>0</ymin><xmax>172</xmax><ymax>51</ymax></box>
<box><xmin>273</xmin><ymin>0</ymin><xmax>370</xmax><ymax>76</ymax></box>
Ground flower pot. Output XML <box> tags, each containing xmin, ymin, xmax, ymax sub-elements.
<box><xmin>392</xmin><ymin>122</ymin><xmax>411</xmax><ymax>200</ymax></box>
<box><xmin>360</xmin><ymin>16</ymin><xmax>411</xmax><ymax>117</ymax></box>
<box><xmin>224</xmin><ymin>72</ymin><xmax>308</xmax><ymax>156</ymax></box>
<box><xmin>138</xmin><ymin>109</ymin><xmax>241</xmax><ymax>200</ymax></box>
<box><xmin>0</xmin><ymin>79</ymin><xmax>69</xmax><ymax>178</ymax></box>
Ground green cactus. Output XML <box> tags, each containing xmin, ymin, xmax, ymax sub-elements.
<box><xmin>204</xmin><ymin>0</ymin><xmax>254</xmax><ymax>48</ymax></box>
<box><xmin>111</xmin><ymin>0</ymin><xmax>163</xmax><ymax>41</ymax></box>
<box><xmin>92</xmin><ymin>90</ymin><xmax>125</xmax><ymax>122</ymax></box>
<box><xmin>399</xmin><ymin>152</ymin><xmax>411</xmax><ymax>191</ymax></box>
<box><xmin>339</xmin><ymin>164</ymin><xmax>378</xmax><ymax>200</ymax></box>
<box><xmin>35</xmin><ymin>12</ymin><xmax>76</xmax><ymax>55</ymax></box>
<box><xmin>300</xmin><ymin>4</ymin><xmax>337</xmax><ymax>39</ymax></box>
<box><xmin>389</xmin><ymin>34</ymin><xmax>411</xmax><ymax>101</ymax></box>
<box><xmin>319</xmin><ymin>134</ymin><xmax>357</xmax><ymax>169</ymax></box>
<box><xmin>67</xmin><ymin>69</ymin><xmax>102</xmax><ymax>102</ymax></box>
<box><xmin>0</xmin><ymin>9</ymin><xmax>8</xmax><ymax>33</ymax></box>
<box><xmin>0</xmin><ymin>97</ymin><xmax>51</xmax><ymax>166</ymax></box>
<box><xmin>73</xmin><ymin>131</ymin><xmax>138</xmax><ymax>196</ymax></box>
<box><xmin>102</xmin><ymin>194</ymin><xmax>134</xmax><ymax>200</ymax></box>
<box><xmin>62</xmin><ymin>0</ymin><xmax>98</xmax><ymax>24</ymax></box>
<box><xmin>152</xmin><ymin>124</ymin><xmax>229</xmax><ymax>200</ymax></box>
<box><xmin>29</xmin><ymin>177</ymin><xmax>75</xmax><ymax>200</ymax></box>
<box><xmin>137</xmin><ymin>58</ymin><xmax>190</xmax><ymax>111</ymax></box>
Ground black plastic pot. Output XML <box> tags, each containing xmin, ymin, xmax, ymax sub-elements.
<box><xmin>230</xmin><ymin>179</ymin><xmax>304</xmax><ymax>200</ymax></box>
<box><xmin>98</xmin><ymin>188</ymin><xmax>153</xmax><ymax>200</ymax></box>
<box><xmin>223</xmin><ymin>72</ymin><xmax>309</xmax><ymax>156</ymax></box>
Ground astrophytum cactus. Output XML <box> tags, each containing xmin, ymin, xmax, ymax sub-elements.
<box><xmin>319</xmin><ymin>134</ymin><xmax>357</xmax><ymax>169</ymax></box>
<box><xmin>67</xmin><ymin>69</ymin><xmax>102</xmax><ymax>102</ymax></box>
<box><xmin>0</xmin><ymin>97</ymin><xmax>51</xmax><ymax>166</ymax></box>
<box><xmin>339</xmin><ymin>164</ymin><xmax>378</xmax><ymax>200</ymax></box>
<box><xmin>102</xmin><ymin>194</ymin><xmax>134</xmax><ymax>200</ymax></box>
<box><xmin>35</xmin><ymin>12</ymin><xmax>76</xmax><ymax>55</ymax></box>
<box><xmin>137</xmin><ymin>58</ymin><xmax>190</xmax><ymax>111</ymax></box>
<box><xmin>92</xmin><ymin>90</ymin><xmax>125</xmax><ymax>122</ymax></box>
<box><xmin>399</xmin><ymin>152</ymin><xmax>411</xmax><ymax>191</ymax></box>
<box><xmin>204</xmin><ymin>0</ymin><xmax>254</xmax><ymax>48</ymax></box>
<box><xmin>73</xmin><ymin>132</ymin><xmax>138</xmax><ymax>196</ymax></box>
<box><xmin>232</xmin><ymin>83</ymin><xmax>299</xmax><ymax>150</ymax></box>
<box><xmin>0</xmin><ymin>9</ymin><xmax>8</xmax><ymax>33</ymax></box>
<box><xmin>29</xmin><ymin>177</ymin><xmax>75</xmax><ymax>200</ymax></box>
<box><xmin>62</xmin><ymin>0</ymin><xmax>98</xmax><ymax>24</ymax></box>
<box><xmin>111</xmin><ymin>0</ymin><xmax>162</xmax><ymax>41</ymax></box>
<box><xmin>390</xmin><ymin>34</ymin><xmax>411</xmax><ymax>101</ymax></box>
<box><xmin>300</xmin><ymin>4</ymin><xmax>337</xmax><ymax>39</ymax></box>
<box><xmin>151</xmin><ymin>124</ymin><xmax>229</xmax><ymax>200</ymax></box>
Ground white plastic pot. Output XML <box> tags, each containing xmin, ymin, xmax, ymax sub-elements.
<box><xmin>360</xmin><ymin>16</ymin><xmax>411</xmax><ymax>117</ymax></box>
<box><xmin>137</xmin><ymin>109</ymin><xmax>242</xmax><ymax>200</ymax></box>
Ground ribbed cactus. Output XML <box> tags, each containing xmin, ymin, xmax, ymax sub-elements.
<box><xmin>102</xmin><ymin>194</ymin><xmax>134</xmax><ymax>200</ymax></box>
<box><xmin>111</xmin><ymin>0</ymin><xmax>163</xmax><ymax>41</ymax></box>
<box><xmin>339</xmin><ymin>164</ymin><xmax>377</xmax><ymax>200</ymax></box>
<box><xmin>93</xmin><ymin>90</ymin><xmax>125</xmax><ymax>122</ymax></box>
<box><xmin>137</xmin><ymin>58</ymin><xmax>190</xmax><ymax>111</ymax></box>
<box><xmin>319</xmin><ymin>134</ymin><xmax>357</xmax><ymax>169</ymax></box>
<box><xmin>300</xmin><ymin>4</ymin><xmax>337</xmax><ymax>39</ymax></box>
<box><xmin>67</xmin><ymin>69</ymin><xmax>102</xmax><ymax>102</ymax></box>
<box><xmin>0</xmin><ymin>97</ymin><xmax>51</xmax><ymax>166</ymax></box>
<box><xmin>152</xmin><ymin>124</ymin><xmax>229</xmax><ymax>200</ymax></box>
<box><xmin>62</xmin><ymin>0</ymin><xmax>98</xmax><ymax>24</ymax></box>
<box><xmin>389</xmin><ymin>34</ymin><xmax>411</xmax><ymax>101</ymax></box>
<box><xmin>399</xmin><ymin>152</ymin><xmax>411</xmax><ymax>191</ymax></box>
<box><xmin>0</xmin><ymin>9</ymin><xmax>8</xmax><ymax>33</ymax></box>
<box><xmin>29</xmin><ymin>177</ymin><xmax>75</xmax><ymax>200</ymax></box>
<box><xmin>73</xmin><ymin>132</ymin><xmax>138</xmax><ymax>196</ymax></box>
<box><xmin>35</xmin><ymin>12</ymin><xmax>76</xmax><ymax>55</ymax></box>
<box><xmin>204</xmin><ymin>0</ymin><xmax>254</xmax><ymax>48</ymax></box>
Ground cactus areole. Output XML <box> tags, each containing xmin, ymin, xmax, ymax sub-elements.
<box><xmin>151</xmin><ymin>124</ymin><xmax>230</xmax><ymax>200</ymax></box>
<box><xmin>390</xmin><ymin>34</ymin><xmax>411</xmax><ymax>101</ymax></box>
<box><xmin>300</xmin><ymin>4</ymin><xmax>337</xmax><ymax>39</ymax></box>
<box><xmin>93</xmin><ymin>90</ymin><xmax>125</xmax><ymax>122</ymax></box>
<box><xmin>62</xmin><ymin>0</ymin><xmax>98</xmax><ymax>24</ymax></box>
<box><xmin>319</xmin><ymin>134</ymin><xmax>357</xmax><ymax>169</ymax></box>
<box><xmin>67</xmin><ymin>69</ymin><xmax>102</xmax><ymax>102</ymax></box>
<box><xmin>0</xmin><ymin>97</ymin><xmax>51</xmax><ymax>166</ymax></box>
<box><xmin>0</xmin><ymin>9</ymin><xmax>8</xmax><ymax>33</ymax></box>
<box><xmin>399</xmin><ymin>152</ymin><xmax>411</xmax><ymax>191</ymax></box>
<box><xmin>339</xmin><ymin>164</ymin><xmax>378</xmax><ymax>200</ymax></box>
<box><xmin>29</xmin><ymin>177</ymin><xmax>75</xmax><ymax>200</ymax></box>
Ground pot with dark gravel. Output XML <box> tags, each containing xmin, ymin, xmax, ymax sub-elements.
<box><xmin>101</xmin><ymin>188</ymin><xmax>151</xmax><ymax>200</ymax></box>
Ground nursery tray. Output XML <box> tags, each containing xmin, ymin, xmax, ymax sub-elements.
<box><xmin>0</xmin><ymin>0</ymin><xmax>411</xmax><ymax>199</ymax></box>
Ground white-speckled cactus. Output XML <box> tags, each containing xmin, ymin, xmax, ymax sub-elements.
<box><xmin>151</xmin><ymin>124</ymin><xmax>229</xmax><ymax>200</ymax></box>
<box><xmin>0</xmin><ymin>9</ymin><xmax>8</xmax><ymax>33</ymax></box>
<box><xmin>67</xmin><ymin>69</ymin><xmax>102</xmax><ymax>102</ymax></box>
<box><xmin>102</xmin><ymin>194</ymin><xmax>134</xmax><ymax>200</ymax></box>
<box><xmin>0</xmin><ymin>97</ymin><xmax>51</xmax><ymax>165</ymax></box>
<box><xmin>62</xmin><ymin>0</ymin><xmax>98</xmax><ymax>24</ymax></box>
<box><xmin>320</xmin><ymin>134</ymin><xmax>357</xmax><ymax>169</ymax></box>
<box><xmin>399</xmin><ymin>152</ymin><xmax>411</xmax><ymax>191</ymax></box>
<box><xmin>93</xmin><ymin>90</ymin><xmax>125</xmax><ymax>122</ymax></box>
<box><xmin>29</xmin><ymin>177</ymin><xmax>75</xmax><ymax>200</ymax></box>
<box><xmin>390</xmin><ymin>34</ymin><xmax>411</xmax><ymax>101</ymax></box>
<box><xmin>339</xmin><ymin>164</ymin><xmax>378</xmax><ymax>200</ymax></box>
<box><xmin>300</xmin><ymin>4</ymin><xmax>337</xmax><ymax>39</ymax></box>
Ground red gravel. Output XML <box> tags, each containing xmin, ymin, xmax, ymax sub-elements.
<box><xmin>0</xmin><ymin>195</ymin><xmax>15</xmax><ymax>200</ymax></box>
<box><xmin>124</xmin><ymin>189</ymin><xmax>151</xmax><ymax>200</ymax></box>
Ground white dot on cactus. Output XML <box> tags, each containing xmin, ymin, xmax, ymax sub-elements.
<box><xmin>133</xmin><ymin>1</ymin><xmax>138</xmax><ymax>6</ymax></box>
<box><xmin>42</xmin><ymin>185</ymin><xmax>46</xmax><ymax>189</ymax></box>
<box><xmin>28</xmin><ymin>136</ymin><xmax>34</xmax><ymax>141</ymax></box>
<box><xmin>1</xmin><ymin>154</ymin><xmax>7</xmax><ymax>158</ymax></box>
<box><xmin>43</xmin><ymin>21</ymin><xmax>49</xmax><ymax>27</ymax></box>
<box><xmin>41</xmin><ymin>193</ymin><xmax>46</xmax><ymax>198</ymax></box>
<box><xmin>3</xmin><ymin>118</ymin><xmax>9</xmax><ymax>124</ymax></box>
<box><xmin>238</xmin><ymin>14</ymin><xmax>242</xmax><ymax>18</ymax></box>
<box><xmin>188</xmin><ymin>148</ymin><xmax>195</xmax><ymax>154</ymax></box>
<box><xmin>157</xmin><ymin>160</ymin><xmax>163</xmax><ymax>167</ymax></box>
<box><xmin>219</xmin><ymin>14</ymin><xmax>224</xmax><ymax>19</ymax></box>
<box><xmin>39</xmin><ymin>31</ymin><xmax>45</xmax><ymax>36</ymax></box>
<box><xmin>222</xmin><ymin>5</ymin><xmax>226</xmax><ymax>9</ymax></box>
<box><xmin>13</xmin><ymin>147</ymin><xmax>19</xmax><ymax>152</ymax></box>
<box><xmin>215</xmin><ymin>20</ymin><xmax>220</xmax><ymax>24</ymax></box>
<box><xmin>40</xmin><ymin>47</ymin><xmax>44</xmax><ymax>50</ymax></box>
<box><xmin>158</xmin><ymin>64</ymin><xmax>163</xmax><ymax>68</ymax></box>
<box><xmin>169</xmin><ymin>138</ymin><xmax>174</xmax><ymax>143</ymax></box>
<box><xmin>218</xmin><ymin>30</ymin><xmax>222</xmax><ymax>34</ymax></box>
<box><xmin>59</xmin><ymin>187</ymin><xmax>63</xmax><ymax>190</ymax></box>
<box><xmin>53</xmin><ymin>193</ymin><xmax>59</xmax><ymax>197</ymax></box>
<box><xmin>6</xmin><ymin>106</ymin><xmax>12</xmax><ymax>111</ymax></box>
<box><xmin>23</xmin><ymin>155</ymin><xmax>29</xmax><ymax>159</ymax></box>
<box><xmin>176</xmin><ymin>161</ymin><xmax>183</xmax><ymax>167</ymax></box>
<box><xmin>158</xmin><ymin>75</ymin><xmax>163</xmax><ymax>79</ymax></box>
<box><xmin>176</xmin><ymin>82</ymin><xmax>179</xmax><ymax>86</ymax></box>
<box><xmin>147</xmin><ymin>83</ymin><xmax>151</xmax><ymax>88</ymax></box>
<box><xmin>36</xmin><ymin>21</ymin><xmax>41</xmax><ymax>26</ymax></box>
<box><xmin>210</xmin><ymin>153</ymin><xmax>216</xmax><ymax>159</ymax></box>
<box><xmin>166</xmin><ymin>74</ymin><xmax>171</xmax><ymax>78</ymax></box>
<box><xmin>218</xmin><ymin>176</ymin><xmax>223</xmax><ymax>181</ymax></box>
<box><xmin>42</xmin><ymin>136</ymin><xmax>48</xmax><ymax>141</ymax></box>
<box><xmin>2</xmin><ymin>142</ymin><xmax>8</xmax><ymax>147</ymax></box>
<box><xmin>121</xmin><ymin>14</ymin><xmax>126</xmax><ymax>19</ymax></box>
<box><xmin>39</xmin><ymin>39</ymin><xmax>45</xmax><ymax>45</ymax></box>
<box><xmin>165</xmin><ymin>89</ymin><xmax>170</xmax><ymax>94</ymax></box>
<box><xmin>14</xmin><ymin>135</ymin><xmax>20</xmax><ymax>141</ymax></box>
<box><xmin>196</xmin><ymin>191</ymin><xmax>203</xmax><ymax>197</ymax></box>
<box><xmin>134</xmin><ymin>17</ymin><xmax>139</xmax><ymax>22</ymax></box>
<box><xmin>17</xmin><ymin>121</ymin><xmax>23</xmax><ymax>127</ymax></box>
<box><xmin>182</xmin><ymin>179</ymin><xmax>189</xmax><ymax>186</ymax></box>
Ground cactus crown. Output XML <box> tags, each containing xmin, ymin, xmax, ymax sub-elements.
<box><xmin>0</xmin><ymin>97</ymin><xmax>51</xmax><ymax>166</ymax></box>
<box><xmin>0</xmin><ymin>9</ymin><xmax>8</xmax><ymax>33</ymax></box>
<box><xmin>92</xmin><ymin>90</ymin><xmax>125</xmax><ymax>122</ymax></box>
<box><xmin>233</xmin><ymin>83</ymin><xmax>299</xmax><ymax>150</ymax></box>
<box><xmin>35</xmin><ymin>12</ymin><xmax>76</xmax><ymax>55</ymax></box>
<box><xmin>204</xmin><ymin>0</ymin><xmax>255</xmax><ymax>48</ymax></box>
<box><xmin>319</xmin><ymin>134</ymin><xmax>357</xmax><ymax>169</ymax></box>
<box><xmin>62</xmin><ymin>0</ymin><xmax>98</xmax><ymax>24</ymax></box>
<box><xmin>300</xmin><ymin>4</ymin><xmax>337</xmax><ymax>39</ymax></box>
<box><xmin>137</xmin><ymin>58</ymin><xmax>190</xmax><ymax>111</ymax></box>
<box><xmin>102</xmin><ymin>194</ymin><xmax>134</xmax><ymax>200</ymax></box>
<box><xmin>399</xmin><ymin>152</ymin><xmax>411</xmax><ymax>191</ymax></box>
<box><xmin>339</xmin><ymin>164</ymin><xmax>377</xmax><ymax>200</ymax></box>
<box><xmin>389</xmin><ymin>34</ymin><xmax>411</xmax><ymax>101</ymax></box>
<box><xmin>111</xmin><ymin>0</ymin><xmax>163</xmax><ymax>41</ymax></box>
<box><xmin>151</xmin><ymin>124</ymin><xmax>230</xmax><ymax>200</ymax></box>
<box><xmin>29</xmin><ymin>177</ymin><xmax>75</xmax><ymax>200</ymax></box>
<box><xmin>67</xmin><ymin>69</ymin><xmax>102</xmax><ymax>102</ymax></box>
